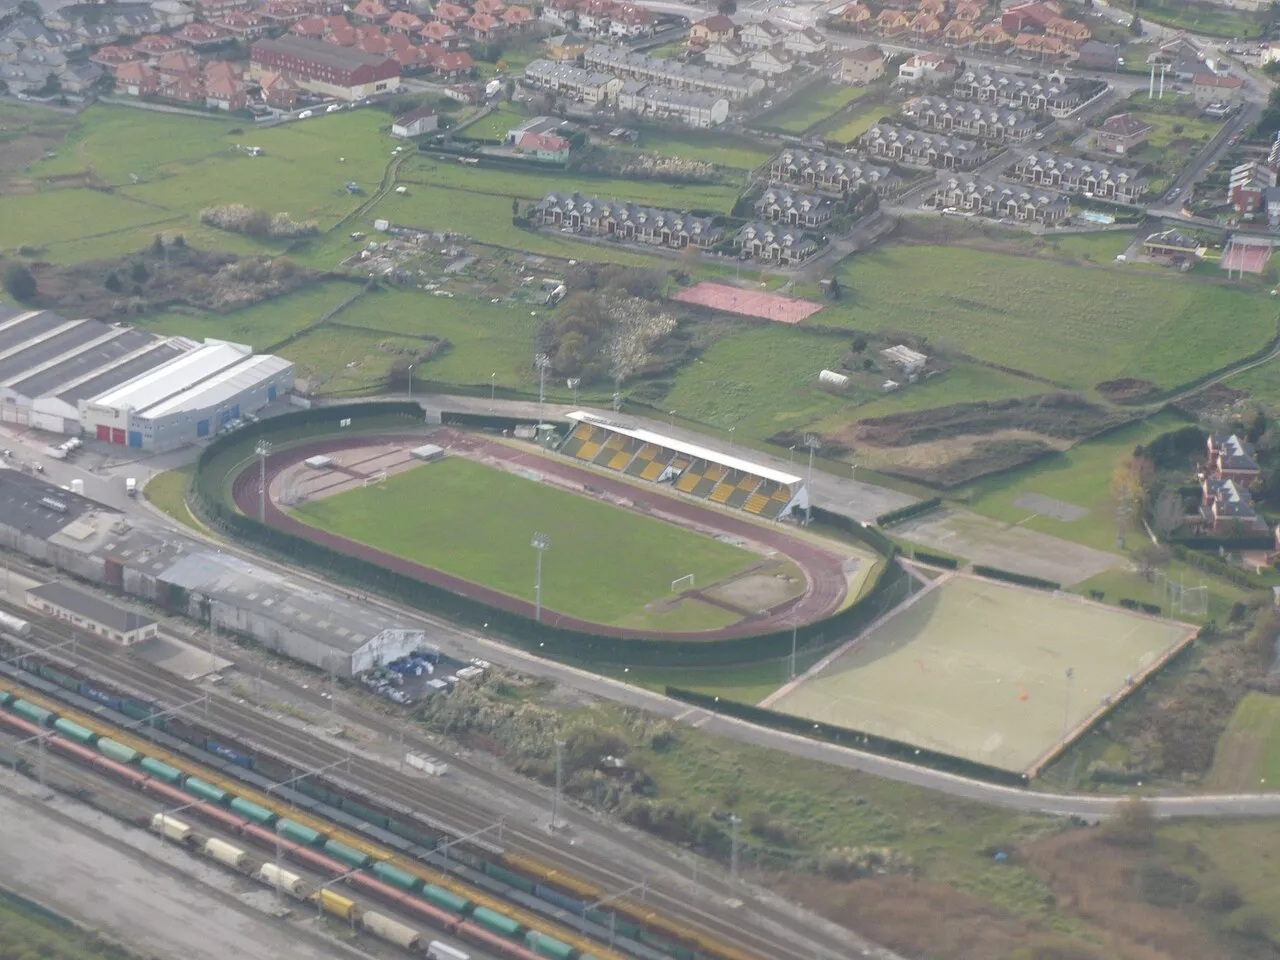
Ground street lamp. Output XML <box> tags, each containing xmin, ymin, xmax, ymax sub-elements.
<box><xmin>803</xmin><ymin>434</ymin><xmax>820</xmax><ymax>526</ymax></box>
<box><xmin>728</xmin><ymin>425</ymin><xmax>736</xmax><ymax>449</ymax></box>
<box><xmin>407</xmin><ymin>363</ymin><xmax>414</xmax><ymax>402</ymax></box>
<box><xmin>255</xmin><ymin>439</ymin><xmax>272</xmax><ymax>523</ymax></box>
<box><xmin>535</xmin><ymin>353</ymin><xmax>551</xmax><ymax>428</ymax></box>
<box><xmin>490</xmin><ymin>371</ymin><xmax>496</xmax><ymax>401</ymax></box>
<box><xmin>531</xmin><ymin>532</ymin><xmax>550</xmax><ymax>622</ymax></box>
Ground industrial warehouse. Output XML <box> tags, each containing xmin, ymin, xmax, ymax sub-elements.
<box><xmin>0</xmin><ymin>305</ymin><xmax>294</xmax><ymax>449</ymax></box>
<box><xmin>0</xmin><ymin>471</ymin><xmax>425</xmax><ymax>677</ymax></box>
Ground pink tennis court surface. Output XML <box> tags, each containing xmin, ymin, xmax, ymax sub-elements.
<box><xmin>1220</xmin><ymin>238</ymin><xmax>1272</xmax><ymax>275</ymax></box>
<box><xmin>673</xmin><ymin>282</ymin><xmax>824</xmax><ymax>323</ymax></box>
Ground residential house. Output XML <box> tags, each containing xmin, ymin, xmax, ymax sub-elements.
<box><xmin>1207</xmin><ymin>434</ymin><xmax>1262</xmax><ymax>489</ymax></box>
<box><xmin>689</xmin><ymin>13</ymin><xmax>736</xmax><ymax>45</ymax></box>
<box><xmin>60</xmin><ymin>61</ymin><xmax>103</xmax><ymax>92</ymax></box>
<box><xmin>466</xmin><ymin>12</ymin><xmax>504</xmax><ymax>39</ymax></box>
<box><xmin>1228</xmin><ymin>160</ymin><xmax>1274</xmax><ymax>214</ymax></box>
<box><xmin>754</xmin><ymin>185</ymin><xmax>835</xmax><ymax>226</ymax></box>
<box><xmin>133</xmin><ymin>33</ymin><xmax>182</xmax><ymax>56</ymax></box>
<box><xmin>840</xmin><ymin>44</ymin><xmax>882</xmax><ymax>84</ymax></box>
<box><xmin>1095</xmin><ymin>112</ymin><xmax>1150</xmax><ymax>154</ymax></box>
<box><xmin>420</xmin><ymin>20</ymin><xmax>460</xmax><ymax>48</ymax></box>
<box><xmin>259</xmin><ymin>70</ymin><xmax>300</xmax><ymax>107</ymax></box>
<box><xmin>516</xmin><ymin>130</ymin><xmax>571</xmax><ymax>162</ymax></box>
<box><xmin>1000</xmin><ymin>0</ymin><xmax>1059</xmax><ymax>33</ymax></box>
<box><xmin>1267</xmin><ymin>186</ymin><xmax>1280</xmax><ymax>229</ymax></box>
<box><xmin>875</xmin><ymin>9</ymin><xmax>910</xmax><ymax>36</ymax></box>
<box><xmin>154</xmin><ymin>48</ymin><xmax>199</xmax><ymax>77</ymax></box>
<box><xmin>204</xmin><ymin>69</ymin><xmax>249</xmax><ymax>110</ymax></box>
<box><xmin>784</xmin><ymin>26</ymin><xmax>827</xmax><ymax>56</ymax></box>
<box><xmin>771</xmin><ymin>148</ymin><xmax>902</xmax><ymax>194</ymax></box>
<box><xmin>392</xmin><ymin>105</ymin><xmax>438</xmax><ymax>137</ymax></box>
<box><xmin>0</xmin><ymin>39</ymin><xmax>17</xmax><ymax>62</ymax></box>
<box><xmin>739</xmin><ymin>19</ymin><xmax>785</xmax><ymax>49</ymax></box>
<box><xmin>952</xmin><ymin>67</ymin><xmax>1103</xmax><ymax>117</ymax></box>
<box><xmin>217</xmin><ymin>11</ymin><xmax>268</xmax><ymax>38</ymax></box>
<box><xmin>918</xmin><ymin>0</ymin><xmax>947</xmax><ymax>17</ymax></box>
<box><xmin>1200</xmin><ymin>477</ymin><xmax>1266</xmax><ymax>533</ymax></box>
<box><xmin>942</xmin><ymin>20</ymin><xmax>975</xmax><ymax>46</ymax></box>
<box><xmin>524</xmin><ymin>58</ymin><xmax>620</xmax><ymax>103</ymax></box>
<box><xmin>733</xmin><ymin>221</ymin><xmax>819</xmax><ymax>264</ymax></box>
<box><xmin>0</xmin><ymin>62</ymin><xmax>53</xmax><ymax>93</ymax></box>
<box><xmin>114</xmin><ymin>59</ymin><xmax>159</xmax><ymax>94</ymax></box>
<box><xmin>432</xmin><ymin>2</ymin><xmax>471</xmax><ymax>29</ymax></box>
<box><xmin>1192</xmin><ymin>71</ymin><xmax>1244</xmax><ymax>108</ymax></box>
<box><xmin>540</xmin><ymin>0</ymin><xmax>579</xmax><ymax>29</ymax></box>
<box><xmin>173</xmin><ymin>22</ymin><xmax>232</xmax><ymax>47</ymax></box>
<box><xmin>953</xmin><ymin>1</ymin><xmax>985</xmax><ymax>22</ymax></box>
<box><xmin>973</xmin><ymin>22</ymin><xmax>1012</xmax><ymax>52</ymax></box>
<box><xmin>903</xmin><ymin>95</ymin><xmax>1037</xmax><ymax>143</ymax></box>
<box><xmin>196</xmin><ymin>0</ymin><xmax>251</xmax><ymax>16</ymax></box>
<box><xmin>151</xmin><ymin>0</ymin><xmax>194</xmax><ymax>27</ymax></box>
<box><xmin>386</xmin><ymin>10</ymin><xmax>424</xmax><ymax>33</ymax></box>
<box><xmin>607</xmin><ymin>4</ymin><xmax>656</xmax><ymax>37</ymax></box>
<box><xmin>351</xmin><ymin>0</ymin><xmax>389</xmax><ymax>22</ymax></box>
<box><xmin>534</xmin><ymin>192</ymin><xmax>725</xmax><ymax>249</ymax></box>
<box><xmin>898</xmin><ymin>52</ymin><xmax>957</xmax><ymax>83</ymax></box>
<box><xmin>836</xmin><ymin>3</ymin><xmax>872</xmax><ymax>31</ymax></box>
<box><xmin>1012</xmin><ymin>32</ymin><xmax>1074</xmax><ymax>61</ymax></box>
<box><xmin>1142</xmin><ymin>228</ymin><xmax>1199</xmax><ymax>262</ymax></box>
<box><xmin>703</xmin><ymin>39</ymin><xmax>750</xmax><ymax>68</ymax></box>
<box><xmin>504</xmin><ymin>6</ymin><xmax>535</xmax><ymax>30</ymax></box>
<box><xmin>1044</xmin><ymin>16</ymin><xmax>1089</xmax><ymax>45</ymax></box>
<box><xmin>114</xmin><ymin>8</ymin><xmax>162</xmax><ymax>35</ymax></box>
<box><xmin>1076</xmin><ymin>39</ymin><xmax>1119</xmax><ymax>71</ymax></box>
<box><xmin>74</xmin><ymin>22</ymin><xmax>121</xmax><ymax>46</ymax></box>
<box><xmin>575</xmin><ymin>0</ymin><xmax>613</xmax><ymax>34</ymax></box>
<box><xmin>927</xmin><ymin>174</ymin><xmax>1070</xmax><ymax>224</ymax></box>
<box><xmin>162</xmin><ymin>71</ymin><xmax>204</xmax><ymax>101</ymax></box>
<box><xmin>262</xmin><ymin>0</ymin><xmax>311</xmax><ymax>25</ymax></box>
<box><xmin>420</xmin><ymin>45</ymin><xmax>473</xmax><ymax>78</ymax></box>
<box><xmin>584</xmin><ymin>45</ymin><xmax>764</xmax><ymax>100</ymax></box>
<box><xmin>909</xmin><ymin>11</ymin><xmax>944</xmax><ymax>42</ymax></box>
<box><xmin>474</xmin><ymin>0</ymin><xmax>506</xmax><ymax>14</ymax></box>
<box><xmin>616</xmin><ymin>79</ymin><xmax>729</xmax><ymax>126</ymax></box>
<box><xmin>857</xmin><ymin>122</ymin><xmax>988</xmax><ymax>169</ymax></box>
<box><xmin>1012</xmin><ymin>152</ymin><xmax>1147</xmax><ymax>202</ymax></box>
<box><xmin>750</xmin><ymin>44</ymin><xmax>793</xmax><ymax>79</ymax></box>
<box><xmin>90</xmin><ymin>45</ymin><xmax>142</xmax><ymax>68</ymax></box>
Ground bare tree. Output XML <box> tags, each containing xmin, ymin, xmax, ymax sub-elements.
<box><xmin>1151</xmin><ymin>487</ymin><xmax>1185</xmax><ymax>540</ymax></box>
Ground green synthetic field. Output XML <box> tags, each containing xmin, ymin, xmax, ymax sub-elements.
<box><xmin>770</xmin><ymin>575</ymin><xmax>1194</xmax><ymax>774</ymax></box>
<box><xmin>292</xmin><ymin>457</ymin><xmax>763</xmax><ymax>626</ymax></box>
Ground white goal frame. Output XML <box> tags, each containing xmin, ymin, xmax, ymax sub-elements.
<box><xmin>363</xmin><ymin>470</ymin><xmax>388</xmax><ymax>488</ymax></box>
<box><xmin>671</xmin><ymin>574</ymin><xmax>694</xmax><ymax>592</ymax></box>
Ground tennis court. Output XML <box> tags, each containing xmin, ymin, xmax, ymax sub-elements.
<box><xmin>1220</xmin><ymin>237</ymin><xmax>1272</xmax><ymax>275</ymax></box>
<box><xmin>672</xmin><ymin>282</ymin><xmax>824</xmax><ymax>323</ymax></box>
<box><xmin>769</xmin><ymin>575</ymin><xmax>1195</xmax><ymax>774</ymax></box>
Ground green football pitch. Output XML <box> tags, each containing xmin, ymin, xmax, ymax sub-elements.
<box><xmin>769</xmin><ymin>575</ymin><xmax>1195</xmax><ymax>774</ymax></box>
<box><xmin>291</xmin><ymin>457</ymin><xmax>762</xmax><ymax>626</ymax></box>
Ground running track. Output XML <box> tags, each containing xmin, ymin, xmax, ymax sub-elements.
<box><xmin>230</xmin><ymin>431</ymin><xmax>851</xmax><ymax>640</ymax></box>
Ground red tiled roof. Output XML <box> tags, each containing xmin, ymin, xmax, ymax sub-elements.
<box><xmin>1193</xmin><ymin>72</ymin><xmax>1244</xmax><ymax>88</ymax></box>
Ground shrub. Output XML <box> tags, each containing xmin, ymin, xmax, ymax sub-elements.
<box><xmin>1099</xmin><ymin>797</ymin><xmax>1155</xmax><ymax>848</ymax></box>
<box><xmin>2</xmin><ymin>262</ymin><xmax>36</xmax><ymax>302</ymax></box>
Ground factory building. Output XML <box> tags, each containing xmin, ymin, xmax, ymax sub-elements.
<box><xmin>0</xmin><ymin>305</ymin><xmax>194</xmax><ymax>434</ymax></box>
<box><xmin>25</xmin><ymin>580</ymin><xmax>158</xmax><ymax>646</ymax></box>
<box><xmin>79</xmin><ymin>339</ymin><xmax>295</xmax><ymax>450</ymax></box>
<box><xmin>0</xmin><ymin>471</ymin><xmax>425</xmax><ymax>677</ymax></box>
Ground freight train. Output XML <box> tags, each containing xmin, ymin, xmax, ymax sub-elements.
<box><xmin>4</xmin><ymin>655</ymin><xmax>745</xmax><ymax>960</ymax></box>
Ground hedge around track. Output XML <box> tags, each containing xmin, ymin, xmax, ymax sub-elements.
<box><xmin>191</xmin><ymin>403</ymin><xmax>911</xmax><ymax>666</ymax></box>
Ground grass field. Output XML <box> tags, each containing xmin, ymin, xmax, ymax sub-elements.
<box><xmin>292</xmin><ymin>457</ymin><xmax>763</xmax><ymax>625</ymax></box>
<box><xmin>634</xmin><ymin>130</ymin><xmax>773</xmax><ymax>171</ymax></box>
<box><xmin>813</xmin><ymin>100</ymin><xmax>892</xmax><ymax>146</ymax></box>
<box><xmin>757</xmin><ymin>82</ymin><xmax>873</xmax><ymax>134</ymax></box>
<box><xmin>1138</xmin><ymin>0</ymin><xmax>1268</xmax><ymax>37</ymax></box>
<box><xmin>770</xmin><ymin>575</ymin><xmax>1194</xmax><ymax>774</ymax></box>
<box><xmin>1206</xmin><ymin>692</ymin><xmax>1280</xmax><ymax>790</ymax></box>
<box><xmin>825</xmin><ymin>246</ymin><xmax>1277</xmax><ymax>390</ymax></box>
<box><xmin>458</xmin><ymin>105</ymin><xmax>528</xmax><ymax>141</ymax></box>
<box><xmin>0</xmin><ymin>189</ymin><xmax>181</xmax><ymax>260</ymax></box>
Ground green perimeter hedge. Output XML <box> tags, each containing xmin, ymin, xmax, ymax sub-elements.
<box><xmin>664</xmin><ymin>686</ymin><xmax>1028</xmax><ymax>786</ymax></box>
<box><xmin>972</xmin><ymin>565</ymin><xmax>1061</xmax><ymax>591</ymax></box>
<box><xmin>193</xmin><ymin>404</ymin><xmax>913</xmax><ymax>666</ymax></box>
<box><xmin>876</xmin><ymin>497</ymin><xmax>942</xmax><ymax>528</ymax></box>
<box><xmin>807</xmin><ymin>505</ymin><xmax>895</xmax><ymax>555</ymax></box>
<box><xmin>910</xmin><ymin>550</ymin><xmax>959</xmax><ymax>570</ymax></box>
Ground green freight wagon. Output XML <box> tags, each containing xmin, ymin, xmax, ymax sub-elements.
<box><xmin>388</xmin><ymin>819</ymin><xmax>441</xmax><ymax>848</ymax></box>
<box><xmin>277</xmin><ymin>818</ymin><xmax>324</xmax><ymax>847</ymax></box>
<box><xmin>52</xmin><ymin>717</ymin><xmax>96</xmax><ymax>744</ymax></box>
<box><xmin>183</xmin><ymin>776</ymin><xmax>229</xmax><ymax>805</ymax></box>
<box><xmin>229</xmin><ymin>797</ymin><xmax>276</xmax><ymax>825</ymax></box>
<box><xmin>586</xmin><ymin>909</ymin><xmax>639</xmax><ymax>938</ymax></box>
<box><xmin>371</xmin><ymin>861</ymin><xmax>420</xmax><ymax>892</ymax></box>
<box><xmin>526</xmin><ymin>932</ymin><xmax>575</xmax><ymax>960</ymax></box>
<box><xmin>322</xmin><ymin>839</ymin><xmax>371</xmax><ymax>870</ymax></box>
<box><xmin>0</xmin><ymin>692</ymin><xmax>11</xmax><ymax>708</ymax></box>
<box><xmin>121</xmin><ymin>701</ymin><xmax>152</xmax><ymax>723</ymax></box>
<box><xmin>96</xmin><ymin>738</ymin><xmax>140</xmax><ymax>765</ymax></box>
<box><xmin>339</xmin><ymin>798</ymin><xmax>389</xmax><ymax>828</ymax></box>
<box><xmin>11</xmin><ymin>700</ymin><xmax>53</xmax><ymax>727</ymax></box>
<box><xmin>420</xmin><ymin>884</ymin><xmax>471</xmax><ymax>915</ymax></box>
<box><xmin>483</xmin><ymin>863</ymin><xmax>537</xmax><ymax>894</ymax></box>
<box><xmin>37</xmin><ymin>666</ymin><xmax>75</xmax><ymax>689</ymax></box>
<box><xmin>471</xmin><ymin>906</ymin><xmax>523</xmax><ymax>939</ymax></box>
<box><xmin>294</xmin><ymin>779</ymin><xmax>338</xmax><ymax>806</ymax></box>
<box><xmin>140</xmin><ymin>757</ymin><xmax>184</xmax><ymax>784</ymax></box>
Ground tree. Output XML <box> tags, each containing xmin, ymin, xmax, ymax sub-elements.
<box><xmin>851</xmin><ymin>335</ymin><xmax>868</xmax><ymax>352</ymax></box>
<box><xmin>130</xmin><ymin>261</ymin><xmax>149</xmax><ymax>284</ymax></box>
<box><xmin>172</xmin><ymin>234</ymin><xmax>186</xmax><ymax>249</ymax></box>
<box><xmin>152</xmin><ymin>234</ymin><xmax>165</xmax><ymax>255</ymax></box>
<box><xmin>512</xmin><ymin>197</ymin><xmax>520</xmax><ymax>217</ymax></box>
<box><xmin>2</xmin><ymin>262</ymin><xmax>36</xmax><ymax>302</ymax></box>
<box><xmin>1128</xmin><ymin>13</ymin><xmax>1142</xmax><ymax>36</ymax></box>
<box><xmin>104</xmin><ymin>271</ymin><xmax>123</xmax><ymax>293</ymax></box>
<box><xmin>16</xmin><ymin>0</ymin><xmax>41</xmax><ymax>18</ymax></box>
<box><xmin>1099</xmin><ymin>796</ymin><xmax>1155</xmax><ymax>847</ymax></box>
<box><xmin>1150</xmin><ymin>487</ymin><xmax>1184</xmax><ymax>539</ymax></box>
<box><xmin>717</xmin><ymin>0</ymin><xmax>736</xmax><ymax>12</ymax></box>
<box><xmin>1133</xmin><ymin>542</ymin><xmax>1170</xmax><ymax>580</ymax></box>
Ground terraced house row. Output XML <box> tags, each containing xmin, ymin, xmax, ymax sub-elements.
<box><xmin>951</xmin><ymin>66</ymin><xmax>1106</xmax><ymax>117</ymax></box>
<box><xmin>1011</xmin><ymin>152</ymin><xmax>1148</xmax><ymax>202</ymax></box>
<box><xmin>534</xmin><ymin>192</ymin><xmax>723</xmax><ymax>248</ymax></box>
<box><xmin>903</xmin><ymin>95</ymin><xmax>1038</xmax><ymax>143</ymax></box>
<box><xmin>856</xmin><ymin>123</ymin><xmax>989</xmax><ymax>170</ymax></box>
<box><xmin>768</xmin><ymin>150</ymin><xmax>903</xmax><ymax>195</ymax></box>
<box><xmin>927</xmin><ymin>174</ymin><xmax>1070</xmax><ymax>224</ymax></box>
<box><xmin>582</xmin><ymin>43</ymin><xmax>764</xmax><ymax>99</ymax></box>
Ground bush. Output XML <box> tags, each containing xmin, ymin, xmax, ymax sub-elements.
<box><xmin>1099</xmin><ymin>797</ymin><xmax>1155</xmax><ymax>848</ymax></box>
<box><xmin>2</xmin><ymin>262</ymin><xmax>36</xmax><ymax>302</ymax></box>
<box><xmin>876</xmin><ymin>497</ymin><xmax>942</xmax><ymax>527</ymax></box>
<box><xmin>200</xmin><ymin>204</ymin><xmax>319</xmax><ymax>238</ymax></box>
<box><xmin>972</xmin><ymin>565</ymin><xmax>1060</xmax><ymax>591</ymax></box>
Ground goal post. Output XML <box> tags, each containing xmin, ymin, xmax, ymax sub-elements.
<box><xmin>671</xmin><ymin>573</ymin><xmax>694</xmax><ymax>593</ymax></box>
<box><xmin>363</xmin><ymin>471</ymin><xmax>388</xmax><ymax>488</ymax></box>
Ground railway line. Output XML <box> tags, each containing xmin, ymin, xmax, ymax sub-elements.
<box><xmin>0</xmin><ymin>602</ymin><xmax>858</xmax><ymax>960</ymax></box>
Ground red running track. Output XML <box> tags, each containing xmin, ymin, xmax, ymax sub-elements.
<box><xmin>230</xmin><ymin>432</ymin><xmax>852</xmax><ymax>640</ymax></box>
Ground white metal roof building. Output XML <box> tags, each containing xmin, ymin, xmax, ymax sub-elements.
<box><xmin>0</xmin><ymin>305</ymin><xmax>194</xmax><ymax>434</ymax></box>
<box><xmin>79</xmin><ymin>339</ymin><xmax>295</xmax><ymax>450</ymax></box>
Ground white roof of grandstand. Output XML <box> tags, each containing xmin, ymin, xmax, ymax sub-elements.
<box><xmin>138</xmin><ymin>353</ymin><xmax>292</xmax><ymax>419</ymax></box>
<box><xmin>89</xmin><ymin>340</ymin><xmax>251</xmax><ymax>411</ymax></box>
<box><xmin>566</xmin><ymin>411</ymin><xmax>802</xmax><ymax>485</ymax></box>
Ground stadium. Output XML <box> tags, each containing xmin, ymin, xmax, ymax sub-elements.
<box><xmin>229</xmin><ymin>411</ymin><xmax>870</xmax><ymax>640</ymax></box>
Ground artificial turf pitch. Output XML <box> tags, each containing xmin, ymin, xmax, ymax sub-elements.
<box><xmin>291</xmin><ymin>457</ymin><xmax>759</xmax><ymax>626</ymax></box>
<box><xmin>769</xmin><ymin>576</ymin><xmax>1194</xmax><ymax>774</ymax></box>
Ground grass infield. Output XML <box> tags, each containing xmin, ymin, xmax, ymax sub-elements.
<box><xmin>291</xmin><ymin>457</ymin><xmax>762</xmax><ymax>626</ymax></box>
<box><xmin>770</xmin><ymin>575</ymin><xmax>1193</xmax><ymax>774</ymax></box>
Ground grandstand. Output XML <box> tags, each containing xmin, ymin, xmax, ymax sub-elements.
<box><xmin>559</xmin><ymin>411</ymin><xmax>805</xmax><ymax>520</ymax></box>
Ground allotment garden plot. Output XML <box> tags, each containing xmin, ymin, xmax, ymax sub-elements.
<box><xmin>768</xmin><ymin>575</ymin><xmax>1195</xmax><ymax>775</ymax></box>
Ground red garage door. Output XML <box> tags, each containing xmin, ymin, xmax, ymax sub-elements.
<box><xmin>96</xmin><ymin>424</ymin><xmax>110</xmax><ymax>442</ymax></box>
<box><xmin>111</xmin><ymin>428</ymin><xmax>126</xmax><ymax>445</ymax></box>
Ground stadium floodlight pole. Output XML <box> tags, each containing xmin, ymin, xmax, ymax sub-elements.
<box><xmin>407</xmin><ymin>363</ymin><xmax>414</xmax><ymax>403</ymax></box>
<box><xmin>804</xmin><ymin>434</ymin><xmax>820</xmax><ymax>526</ymax></box>
<box><xmin>534</xmin><ymin>353</ymin><xmax>551</xmax><ymax>423</ymax></box>
<box><xmin>490</xmin><ymin>371</ymin><xmax>496</xmax><ymax>401</ymax></box>
<box><xmin>668</xmin><ymin>410</ymin><xmax>675</xmax><ymax>427</ymax></box>
<box><xmin>728</xmin><ymin>425</ymin><xmax>735</xmax><ymax>449</ymax></box>
<box><xmin>255</xmin><ymin>440</ymin><xmax>272</xmax><ymax>523</ymax></box>
<box><xmin>531</xmin><ymin>532</ymin><xmax>550</xmax><ymax>623</ymax></box>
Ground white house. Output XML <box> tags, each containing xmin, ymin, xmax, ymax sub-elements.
<box><xmin>391</xmin><ymin>105</ymin><xmax>438</xmax><ymax>137</ymax></box>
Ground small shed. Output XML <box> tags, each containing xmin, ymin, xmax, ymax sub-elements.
<box><xmin>304</xmin><ymin>455</ymin><xmax>335</xmax><ymax>469</ymax></box>
<box><xmin>410</xmin><ymin>444</ymin><xmax>445</xmax><ymax>461</ymax></box>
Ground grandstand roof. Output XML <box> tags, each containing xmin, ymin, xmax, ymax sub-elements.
<box><xmin>137</xmin><ymin>353</ymin><xmax>293</xmax><ymax>419</ymax></box>
<box><xmin>89</xmin><ymin>340</ymin><xmax>251</xmax><ymax>412</ymax></box>
<box><xmin>565</xmin><ymin>411</ymin><xmax>803</xmax><ymax>485</ymax></box>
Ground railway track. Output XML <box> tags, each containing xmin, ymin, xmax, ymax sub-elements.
<box><xmin>5</xmin><ymin>607</ymin><xmax>861</xmax><ymax>960</ymax></box>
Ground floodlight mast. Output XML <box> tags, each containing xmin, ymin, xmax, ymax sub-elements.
<box><xmin>255</xmin><ymin>440</ymin><xmax>272</xmax><ymax>523</ymax></box>
<box><xmin>531</xmin><ymin>532</ymin><xmax>550</xmax><ymax>622</ymax></box>
<box><xmin>803</xmin><ymin>434</ymin><xmax>820</xmax><ymax>526</ymax></box>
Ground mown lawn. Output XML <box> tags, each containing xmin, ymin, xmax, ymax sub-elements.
<box><xmin>0</xmin><ymin>189</ymin><xmax>179</xmax><ymax>259</ymax></box>
<box><xmin>824</xmin><ymin>246</ymin><xmax>1277</xmax><ymax>390</ymax></box>
<box><xmin>634</xmin><ymin>130</ymin><xmax>774</xmax><ymax>171</ymax></box>
<box><xmin>758</xmin><ymin>82</ymin><xmax>872</xmax><ymax>134</ymax></box>
<box><xmin>456</xmin><ymin>105</ymin><xmax>529</xmax><ymax>141</ymax></box>
<box><xmin>292</xmin><ymin>456</ymin><xmax>760</xmax><ymax>625</ymax></box>
<box><xmin>1206</xmin><ymin>692</ymin><xmax>1280</xmax><ymax>790</ymax></box>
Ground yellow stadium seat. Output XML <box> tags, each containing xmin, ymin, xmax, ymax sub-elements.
<box><xmin>577</xmin><ymin>442</ymin><xmax>601</xmax><ymax>460</ymax></box>
<box><xmin>745</xmin><ymin>493</ymin><xmax>769</xmax><ymax>514</ymax></box>
<box><xmin>710</xmin><ymin>482</ymin><xmax>734</xmax><ymax>503</ymax></box>
<box><xmin>640</xmin><ymin>461</ymin><xmax>665</xmax><ymax>481</ymax></box>
<box><xmin>608</xmin><ymin>451</ymin><xmax>631</xmax><ymax>470</ymax></box>
<box><xmin>677</xmin><ymin>472</ymin><xmax>701</xmax><ymax>492</ymax></box>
